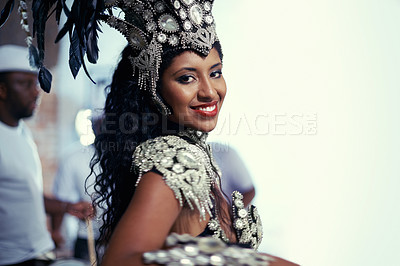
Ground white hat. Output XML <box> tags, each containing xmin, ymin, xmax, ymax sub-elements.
<box><xmin>0</xmin><ymin>45</ymin><xmax>38</xmax><ymax>74</ymax></box>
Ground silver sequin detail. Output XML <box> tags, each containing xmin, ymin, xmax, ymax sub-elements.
<box><xmin>132</xmin><ymin>135</ymin><xmax>215</xmax><ymax>220</ymax></box>
<box><xmin>174</xmin><ymin>0</ymin><xmax>181</xmax><ymax>9</ymax></box>
<box><xmin>204</xmin><ymin>2</ymin><xmax>211</xmax><ymax>11</ymax></box>
<box><xmin>181</xmin><ymin>0</ymin><xmax>195</xmax><ymax>6</ymax></box>
<box><xmin>143</xmin><ymin>233</ymin><xmax>273</xmax><ymax>265</ymax></box>
<box><xmin>179</xmin><ymin>9</ymin><xmax>187</xmax><ymax>19</ymax></box>
<box><xmin>183</xmin><ymin>20</ymin><xmax>192</xmax><ymax>30</ymax></box>
<box><xmin>189</xmin><ymin>4</ymin><xmax>203</xmax><ymax>25</ymax></box>
<box><xmin>154</xmin><ymin>1</ymin><xmax>165</xmax><ymax>12</ymax></box>
<box><xmin>232</xmin><ymin>191</ymin><xmax>263</xmax><ymax>250</ymax></box>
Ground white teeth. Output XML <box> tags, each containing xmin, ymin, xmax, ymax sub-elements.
<box><xmin>198</xmin><ymin>105</ymin><xmax>216</xmax><ymax>112</ymax></box>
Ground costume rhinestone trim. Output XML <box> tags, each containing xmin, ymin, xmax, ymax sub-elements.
<box><xmin>202</xmin><ymin>191</ymin><xmax>263</xmax><ymax>249</ymax></box>
<box><xmin>232</xmin><ymin>191</ymin><xmax>263</xmax><ymax>250</ymax></box>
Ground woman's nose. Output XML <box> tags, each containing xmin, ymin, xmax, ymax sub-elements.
<box><xmin>198</xmin><ymin>78</ymin><xmax>217</xmax><ymax>100</ymax></box>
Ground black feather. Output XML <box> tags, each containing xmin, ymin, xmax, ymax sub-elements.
<box><xmin>86</xmin><ymin>19</ymin><xmax>100</xmax><ymax>63</ymax></box>
<box><xmin>31</xmin><ymin>0</ymin><xmax>41</xmax><ymax>37</ymax></box>
<box><xmin>0</xmin><ymin>0</ymin><xmax>15</xmax><ymax>29</ymax></box>
<box><xmin>85</xmin><ymin>0</ymin><xmax>99</xmax><ymax>63</ymax></box>
<box><xmin>79</xmin><ymin>46</ymin><xmax>96</xmax><ymax>84</ymax></box>
<box><xmin>32</xmin><ymin>0</ymin><xmax>58</xmax><ymax>62</ymax></box>
<box><xmin>55</xmin><ymin>0</ymin><xmax>63</xmax><ymax>23</ymax></box>
<box><xmin>28</xmin><ymin>45</ymin><xmax>40</xmax><ymax>68</ymax></box>
<box><xmin>60</xmin><ymin>0</ymin><xmax>70</xmax><ymax>18</ymax></box>
<box><xmin>55</xmin><ymin>19</ymin><xmax>73</xmax><ymax>43</ymax></box>
<box><xmin>69</xmin><ymin>29</ymin><xmax>83</xmax><ymax>78</ymax></box>
<box><xmin>35</xmin><ymin>0</ymin><xmax>106</xmax><ymax>86</ymax></box>
<box><xmin>38</xmin><ymin>66</ymin><xmax>52</xmax><ymax>93</ymax></box>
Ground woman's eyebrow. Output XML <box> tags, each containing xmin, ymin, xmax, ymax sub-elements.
<box><xmin>173</xmin><ymin>67</ymin><xmax>196</xmax><ymax>76</ymax></box>
<box><xmin>210</xmin><ymin>62</ymin><xmax>222</xmax><ymax>70</ymax></box>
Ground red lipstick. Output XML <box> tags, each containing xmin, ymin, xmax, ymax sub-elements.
<box><xmin>191</xmin><ymin>101</ymin><xmax>218</xmax><ymax>117</ymax></box>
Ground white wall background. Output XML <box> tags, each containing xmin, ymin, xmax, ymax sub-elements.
<box><xmin>56</xmin><ymin>1</ymin><xmax>400</xmax><ymax>265</ymax></box>
<box><xmin>210</xmin><ymin>0</ymin><xmax>400</xmax><ymax>265</ymax></box>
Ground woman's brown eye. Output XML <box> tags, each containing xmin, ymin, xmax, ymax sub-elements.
<box><xmin>211</xmin><ymin>70</ymin><xmax>222</xmax><ymax>78</ymax></box>
<box><xmin>177</xmin><ymin>75</ymin><xmax>194</xmax><ymax>84</ymax></box>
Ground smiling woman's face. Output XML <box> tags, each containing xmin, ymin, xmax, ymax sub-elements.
<box><xmin>160</xmin><ymin>48</ymin><xmax>226</xmax><ymax>132</ymax></box>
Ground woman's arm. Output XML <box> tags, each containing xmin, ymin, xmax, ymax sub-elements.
<box><xmin>268</xmin><ymin>255</ymin><xmax>300</xmax><ymax>266</ymax></box>
<box><xmin>101</xmin><ymin>171</ymin><xmax>182</xmax><ymax>266</ymax></box>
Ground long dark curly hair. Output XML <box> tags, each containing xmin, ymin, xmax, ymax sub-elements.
<box><xmin>91</xmin><ymin>41</ymin><xmax>231</xmax><ymax>245</ymax></box>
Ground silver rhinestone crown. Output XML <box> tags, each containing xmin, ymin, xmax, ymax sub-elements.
<box><xmin>102</xmin><ymin>0</ymin><xmax>218</xmax><ymax>115</ymax></box>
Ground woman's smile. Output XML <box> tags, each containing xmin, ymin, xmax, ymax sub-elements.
<box><xmin>191</xmin><ymin>101</ymin><xmax>218</xmax><ymax>117</ymax></box>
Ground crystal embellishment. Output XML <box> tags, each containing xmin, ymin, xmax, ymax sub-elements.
<box><xmin>234</xmin><ymin>199</ymin><xmax>244</xmax><ymax>208</ymax></box>
<box><xmin>160</xmin><ymin>157</ymin><xmax>173</xmax><ymax>168</ymax></box>
<box><xmin>174</xmin><ymin>0</ymin><xmax>181</xmax><ymax>9</ymax></box>
<box><xmin>159</xmin><ymin>14</ymin><xmax>179</xmax><ymax>33</ymax></box>
<box><xmin>235</xmin><ymin>219</ymin><xmax>244</xmax><ymax>230</ymax></box>
<box><xmin>143</xmin><ymin>10</ymin><xmax>153</xmax><ymax>21</ymax></box>
<box><xmin>231</xmin><ymin>191</ymin><xmax>263</xmax><ymax>250</ymax></box>
<box><xmin>182</xmin><ymin>0</ymin><xmax>194</xmax><ymax>6</ymax></box>
<box><xmin>169</xmin><ymin>35</ymin><xmax>179</xmax><ymax>46</ymax></box>
<box><xmin>183</xmin><ymin>20</ymin><xmax>192</xmax><ymax>30</ymax></box>
<box><xmin>154</xmin><ymin>1</ymin><xmax>165</xmax><ymax>12</ymax></box>
<box><xmin>163</xmin><ymin>148</ymin><xmax>176</xmax><ymax>157</ymax></box>
<box><xmin>189</xmin><ymin>4</ymin><xmax>203</xmax><ymax>25</ymax></box>
<box><xmin>172</xmin><ymin>163</ymin><xmax>185</xmax><ymax>173</ymax></box>
<box><xmin>146</xmin><ymin>22</ymin><xmax>156</xmax><ymax>31</ymax></box>
<box><xmin>177</xmin><ymin>150</ymin><xmax>198</xmax><ymax>168</ymax></box>
<box><xmin>238</xmin><ymin>209</ymin><xmax>247</xmax><ymax>218</ymax></box>
<box><xmin>204</xmin><ymin>2</ymin><xmax>211</xmax><ymax>11</ymax></box>
<box><xmin>205</xmin><ymin>15</ymin><xmax>213</xmax><ymax>24</ymax></box>
<box><xmin>179</xmin><ymin>9</ymin><xmax>187</xmax><ymax>20</ymax></box>
<box><xmin>129</xmin><ymin>31</ymin><xmax>147</xmax><ymax>49</ymax></box>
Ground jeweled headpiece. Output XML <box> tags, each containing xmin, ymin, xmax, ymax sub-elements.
<box><xmin>0</xmin><ymin>0</ymin><xmax>218</xmax><ymax>115</ymax></box>
<box><xmin>102</xmin><ymin>0</ymin><xmax>218</xmax><ymax>115</ymax></box>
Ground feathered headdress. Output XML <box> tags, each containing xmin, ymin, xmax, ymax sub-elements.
<box><xmin>0</xmin><ymin>0</ymin><xmax>218</xmax><ymax>114</ymax></box>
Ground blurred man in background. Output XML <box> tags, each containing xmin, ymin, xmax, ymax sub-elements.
<box><xmin>0</xmin><ymin>44</ymin><xmax>92</xmax><ymax>266</ymax></box>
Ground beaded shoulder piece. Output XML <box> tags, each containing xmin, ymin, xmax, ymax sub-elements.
<box><xmin>132</xmin><ymin>133</ymin><xmax>219</xmax><ymax>220</ymax></box>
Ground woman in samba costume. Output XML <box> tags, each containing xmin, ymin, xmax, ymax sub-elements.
<box><xmin>90</xmin><ymin>1</ymin><xmax>297</xmax><ymax>265</ymax></box>
<box><xmin>0</xmin><ymin>0</ymin><xmax>298</xmax><ymax>264</ymax></box>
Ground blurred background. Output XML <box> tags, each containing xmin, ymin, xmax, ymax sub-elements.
<box><xmin>1</xmin><ymin>0</ymin><xmax>400</xmax><ymax>265</ymax></box>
